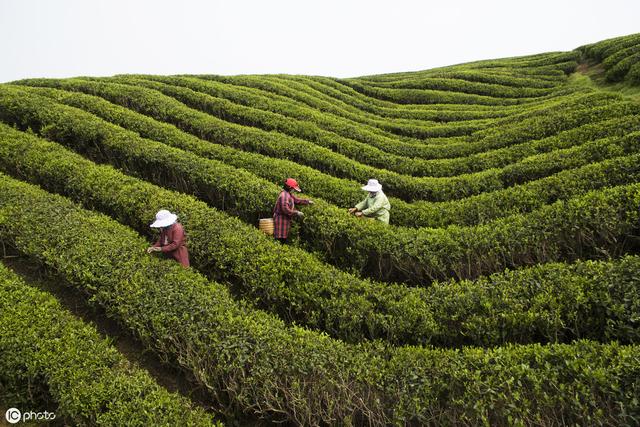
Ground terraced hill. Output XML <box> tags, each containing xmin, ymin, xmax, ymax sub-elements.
<box><xmin>1</xmin><ymin>33</ymin><xmax>639</xmax><ymax>425</ymax></box>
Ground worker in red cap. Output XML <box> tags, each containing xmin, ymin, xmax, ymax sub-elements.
<box><xmin>273</xmin><ymin>178</ymin><xmax>314</xmax><ymax>244</ymax></box>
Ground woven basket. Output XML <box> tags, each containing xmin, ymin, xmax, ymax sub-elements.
<box><xmin>258</xmin><ymin>218</ymin><xmax>274</xmax><ymax>236</ymax></box>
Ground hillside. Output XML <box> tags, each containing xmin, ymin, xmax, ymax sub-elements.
<box><xmin>1</xmin><ymin>33</ymin><xmax>639</xmax><ymax>425</ymax></box>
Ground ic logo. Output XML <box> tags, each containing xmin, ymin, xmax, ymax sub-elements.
<box><xmin>5</xmin><ymin>407</ymin><xmax>21</xmax><ymax>424</ymax></box>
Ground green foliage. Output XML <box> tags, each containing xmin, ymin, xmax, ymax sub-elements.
<box><xmin>0</xmin><ymin>122</ymin><xmax>437</xmax><ymax>345</ymax></box>
<box><xmin>1</xmin><ymin>37</ymin><xmax>640</xmax><ymax>424</ymax></box>
<box><xmin>1</xmin><ymin>86</ymin><xmax>639</xmax><ymax>285</ymax></box>
<box><xmin>192</xmin><ymin>73</ymin><xmax>519</xmax><ymax>123</ymax></box>
<box><xmin>579</xmin><ymin>33</ymin><xmax>640</xmax><ymax>62</ymax></box>
<box><xmin>629</xmin><ymin>61</ymin><xmax>640</xmax><ymax>85</ymax></box>
<box><xmin>0</xmin><ymin>173</ymin><xmax>638</xmax><ymax>425</ymax></box>
<box><xmin>0</xmin><ymin>263</ymin><xmax>219</xmax><ymax>426</ymax></box>
<box><xmin>387</xmin><ymin>340</ymin><xmax>640</xmax><ymax>425</ymax></box>
<box><xmin>232</xmin><ymin>52</ymin><xmax>578</xmax><ymax>120</ymax></box>
<box><xmin>405</xmin><ymin>132</ymin><xmax>640</xmax><ymax>227</ymax></box>
<box><xmin>12</xmin><ymin>80</ymin><xmax>640</xmax><ymax>205</ymax></box>
<box><xmin>354</xmin><ymin>71</ymin><xmax>559</xmax><ymax>90</ymax></box>
<box><xmin>578</xmin><ymin>33</ymin><xmax>640</xmax><ymax>85</ymax></box>
<box><xmin>351</xmin><ymin>76</ymin><xmax>553</xmax><ymax>97</ymax></box>
<box><xmin>602</xmin><ymin>44</ymin><xmax>640</xmax><ymax>69</ymax></box>
<box><xmin>114</xmin><ymin>75</ymin><xmax>482</xmax><ymax>150</ymax></box>
<box><xmin>19</xmin><ymin>85</ymin><xmax>640</xmax><ymax>232</ymax></box>
<box><xmin>0</xmin><ymin>172</ymin><xmax>385</xmax><ymax>425</ymax></box>
<box><xmin>606</xmin><ymin>53</ymin><xmax>640</xmax><ymax>82</ymax></box>
<box><xmin>2</xmin><ymin>123</ymin><xmax>640</xmax><ymax>348</ymax></box>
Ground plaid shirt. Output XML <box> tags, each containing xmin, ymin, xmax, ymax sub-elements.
<box><xmin>273</xmin><ymin>190</ymin><xmax>310</xmax><ymax>239</ymax></box>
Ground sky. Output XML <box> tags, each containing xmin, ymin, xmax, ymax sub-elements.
<box><xmin>1</xmin><ymin>0</ymin><xmax>639</xmax><ymax>83</ymax></box>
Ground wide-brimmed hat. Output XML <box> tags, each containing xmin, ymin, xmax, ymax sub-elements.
<box><xmin>284</xmin><ymin>178</ymin><xmax>302</xmax><ymax>192</ymax></box>
<box><xmin>150</xmin><ymin>209</ymin><xmax>178</xmax><ymax>228</ymax></box>
<box><xmin>361</xmin><ymin>179</ymin><xmax>382</xmax><ymax>192</ymax></box>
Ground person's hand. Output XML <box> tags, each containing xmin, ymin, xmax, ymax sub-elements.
<box><xmin>348</xmin><ymin>207</ymin><xmax>357</xmax><ymax>214</ymax></box>
<box><xmin>296</xmin><ymin>211</ymin><xmax>304</xmax><ymax>218</ymax></box>
<box><xmin>147</xmin><ymin>246</ymin><xmax>161</xmax><ymax>253</ymax></box>
<box><xmin>307</xmin><ymin>200</ymin><xmax>314</xmax><ymax>205</ymax></box>
<box><xmin>355</xmin><ymin>211</ymin><xmax>364</xmax><ymax>218</ymax></box>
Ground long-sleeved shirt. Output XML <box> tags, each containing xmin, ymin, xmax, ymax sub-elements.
<box><xmin>273</xmin><ymin>190</ymin><xmax>310</xmax><ymax>239</ymax></box>
<box><xmin>153</xmin><ymin>222</ymin><xmax>190</xmax><ymax>267</ymax></box>
<box><xmin>355</xmin><ymin>191</ymin><xmax>390</xmax><ymax>224</ymax></box>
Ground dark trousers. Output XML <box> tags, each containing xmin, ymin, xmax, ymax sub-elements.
<box><xmin>276</xmin><ymin>237</ymin><xmax>288</xmax><ymax>244</ymax></box>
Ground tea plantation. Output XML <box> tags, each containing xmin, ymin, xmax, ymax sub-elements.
<box><xmin>1</xmin><ymin>33</ymin><xmax>639</xmax><ymax>425</ymax></box>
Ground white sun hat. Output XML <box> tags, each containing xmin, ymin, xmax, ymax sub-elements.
<box><xmin>361</xmin><ymin>179</ymin><xmax>382</xmax><ymax>192</ymax></box>
<box><xmin>150</xmin><ymin>209</ymin><xmax>178</xmax><ymax>228</ymax></box>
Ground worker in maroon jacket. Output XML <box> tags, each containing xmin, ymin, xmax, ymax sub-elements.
<box><xmin>146</xmin><ymin>209</ymin><xmax>190</xmax><ymax>267</ymax></box>
<box><xmin>273</xmin><ymin>178</ymin><xmax>313</xmax><ymax>244</ymax></box>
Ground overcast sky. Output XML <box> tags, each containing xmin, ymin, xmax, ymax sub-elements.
<box><xmin>1</xmin><ymin>0</ymin><xmax>638</xmax><ymax>83</ymax></box>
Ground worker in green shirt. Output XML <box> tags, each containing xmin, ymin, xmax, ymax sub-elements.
<box><xmin>348</xmin><ymin>179</ymin><xmax>390</xmax><ymax>224</ymax></box>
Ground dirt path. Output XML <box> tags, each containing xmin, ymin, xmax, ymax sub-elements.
<box><xmin>0</xmin><ymin>254</ymin><xmax>232</xmax><ymax>423</ymax></box>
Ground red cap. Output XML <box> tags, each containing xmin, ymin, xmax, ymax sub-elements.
<box><xmin>284</xmin><ymin>178</ymin><xmax>301</xmax><ymax>192</ymax></box>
